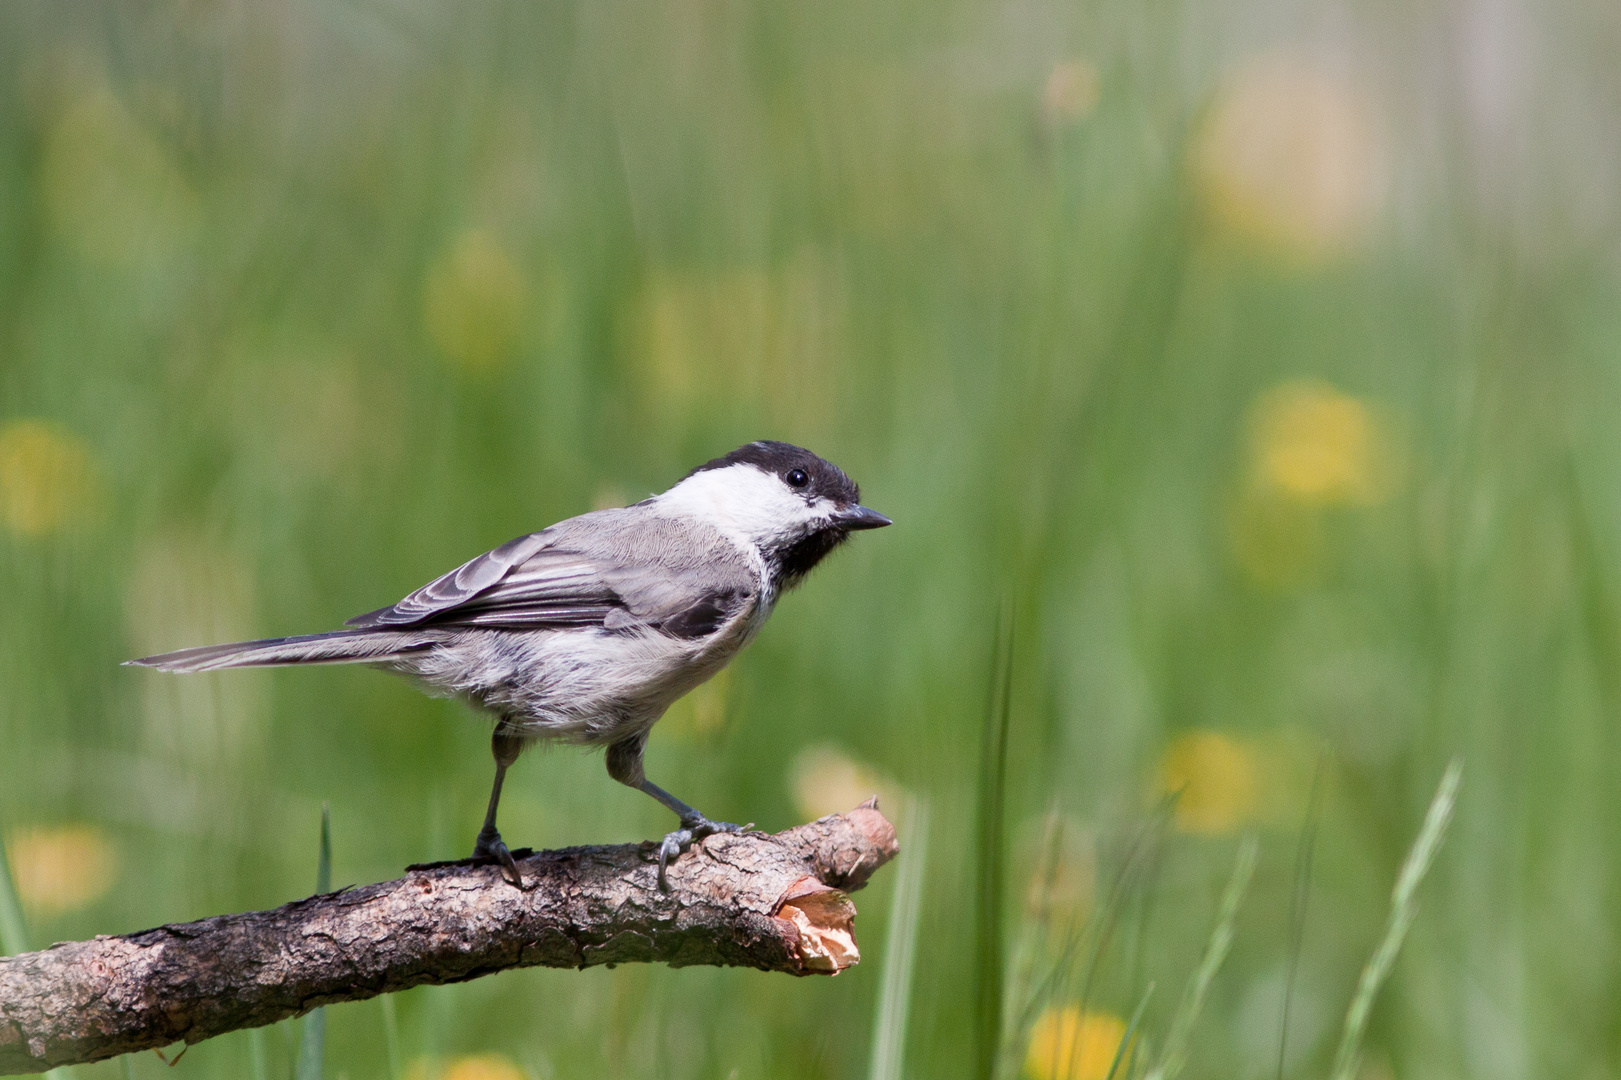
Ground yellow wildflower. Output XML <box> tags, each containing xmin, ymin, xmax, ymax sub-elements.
<box><xmin>790</xmin><ymin>744</ymin><xmax>904</xmax><ymax>821</ymax></box>
<box><xmin>440</xmin><ymin>1055</ymin><xmax>526</xmax><ymax>1080</ymax></box>
<box><xmin>5</xmin><ymin>825</ymin><xmax>119</xmax><ymax>918</ymax></box>
<box><xmin>1195</xmin><ymin>51</ymin><xmax>1385</xmax><ymax>263</ymax></box>
<box><xmin>1249</xmin><ymin>381</ymin><xmax>1385</xmax><ymax>506</ymax></box>
<box><xmin>0</xmin><ymin>420</ymin><xmax>98</xmax><ymax>537</ymax></box>
<box><xmin>1025</xmin><ymin>1007</ymin><xmax>1128</xmax><ymax>1080</ymax></box>
<box><xmin>1043</xmin><ymin>62</ymin><xmax>1100</xmax><ymax>126</ymax></box>
<box><xmin>1158</xmin><ymin>731</ymin><xmax>1259</xmax><ymax>835</ymax></box>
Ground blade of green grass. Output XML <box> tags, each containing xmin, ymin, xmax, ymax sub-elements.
<box><xmin>380</xmin><ymin>990</ymin><xmax>403</xmax><ymax>1080</ymax></box>
<box><xmin>0</xmin><ymin>829</ymin><xmax>29</xmax><ymax>957</ymax></box>
<box><xmin>973</xmin><ymin>609</ymin><xmax>1014</xmax><ymax>1080</ymax></box>
<box><xmin>1328</xmin><ymin>759</ymin><xmax>1463</xmax><ymax>1080</ymax></box>
<box><xmin>1105</xmin><ymin>981</ymin><xmax>1155</xmax><ymax>1080</ymax></box>
<box><xmin>317</xmin><ymin>802</ymin><xmax>332</xmax><ymax>894</ymax></box>
<box><xmin>249</xmin><ymin>1026</ymin><xmax>270</xmax><ymax>1080</ymax></box>
<box><xmin>295</xmin><ymin>804</ymin><xmax>332</xmax><ymax>1080</ymax></box>
<box><xmin>868</xmin><ymin>797</ymin><xmax>929</xmax><ymax>1080</ymax></box>
<box><xmin>1277</xmin><ymin>754</ymin><xmax>1325</xmax><ymax>1080</ymax></box>
<box><xmin>1144</xmin><ymin>833</ymin><xmax>1260</xmax><ymax>1080</ymax></box>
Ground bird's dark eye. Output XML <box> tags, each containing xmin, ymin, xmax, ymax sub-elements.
<box><xmin>785</xmin><ymin>468</ymin><xmax>809</xmax><ymax>489</ymax></box>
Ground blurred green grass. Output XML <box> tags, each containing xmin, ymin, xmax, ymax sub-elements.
<box><xmin>1</xmin><ymin>0</ymin><xmax>1619</xmax><ymax>1077</ymax></box>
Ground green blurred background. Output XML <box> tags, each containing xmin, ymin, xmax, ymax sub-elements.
<box><xmin>1</xmin><ymin>0</ymin><xmax>1618</xmax><ymax>1078</ymax></box>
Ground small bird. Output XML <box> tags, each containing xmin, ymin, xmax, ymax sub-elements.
<box><xmin>129</xmin><ymin>442</ymin><xmax>890</xmax><ymax>889</ymax></box>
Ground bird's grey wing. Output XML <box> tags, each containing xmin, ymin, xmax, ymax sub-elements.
<box><xmin>597</xmin><ymin>562</ymin><xmax>753</xmax><ymax>638</ymax></box>
<box><xmin>348</xmin><ymin>511</ymin><xmax>755</xmax><ymax>636</ymax></box>
<box><xmin>345</xmin><ymin>529</ymin><xmax>559</xmax><ymax>628</ymax></box>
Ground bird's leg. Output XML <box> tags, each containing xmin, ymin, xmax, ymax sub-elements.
<box><xmin>639</xmin><ymin>779</ymin><xmax>749</xmax><ymax>889</ymax></box>
<box><xmin>471</xmin><ymin>720</ymin><xmax>527</xmax><ymax>888</ymax></box>
<box><xmin>605</xmin><ymin>735</ymin><xmax>746</xmax><ymax>891</ymax></box>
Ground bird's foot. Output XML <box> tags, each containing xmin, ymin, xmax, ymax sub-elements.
<box><xmin>405</xmin><ymin>832</ymin><xmax>532</xmax><ymax>889</ymax></box>
<box><xmin>655</xmin><ymin>815</ymin><xmax>749</xmax><ymax>892</ymax></box>
<box><xmin>473</xmin><ymin>829</ymin><xmax>528</xmax><ymax>889</ymax></box>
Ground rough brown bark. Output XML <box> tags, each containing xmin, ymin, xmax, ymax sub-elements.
<box><xmin>0</xmin><ymin>805</ymin><xmax>898</xmax><ymax>1075</ymax></box>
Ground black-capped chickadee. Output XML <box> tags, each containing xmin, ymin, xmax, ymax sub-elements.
<box><xmin>129</xmin><ymin>442</ymin><xmax>891</xmax><ymax>889</ymax></box>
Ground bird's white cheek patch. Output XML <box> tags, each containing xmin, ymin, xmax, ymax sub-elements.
<box><xmin>659</xmin><ymin>465</ymin><xmax>825</xmax><ymax>548</ymax></box>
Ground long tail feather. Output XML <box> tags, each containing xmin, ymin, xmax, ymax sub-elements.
<box><xmin>126</xmin><ymin>629</ymin><xmax>436</xmax><ymax>673</ymax></box>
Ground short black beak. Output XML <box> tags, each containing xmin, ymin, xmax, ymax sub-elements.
<box><xmin>835</xmin><ymin>505</ymin><xmax>893</xmax><ymax>531</ymax></box>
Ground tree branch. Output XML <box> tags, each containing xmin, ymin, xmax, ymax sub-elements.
<box><xmin>0</xmin><ymin>804</ymin><xmax>898</xmax><ymax>1075</ymax></box>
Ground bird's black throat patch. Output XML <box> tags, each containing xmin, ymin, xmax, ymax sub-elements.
<box><xmin>772</xmin><ymin>527</ymin><xmax>850</xmax><ymax>591</ymax></box>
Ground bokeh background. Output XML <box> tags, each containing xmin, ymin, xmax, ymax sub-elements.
<box><xmin>1</xmin><ymin>0</ymin><xmax>1619</xmax><ymax>1078</ymax></box>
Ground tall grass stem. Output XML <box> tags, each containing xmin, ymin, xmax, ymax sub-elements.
<box><xmin>973</xmin><ymin>611</ymin><xmax>1014</xmax><ymax>1080</ymax></box>
<box><xmin>1278</xmin><ymin>754</ymin><xmax>1325</xmax><ymax>1080</ymax></box>
<box><xmin>0</xmin><ymin>830</ymin><xmax>29</xmax><ymax>957</ymax></box>
<box><xmin>1328</xmin><ymin>760</ymin><xmax>1463</xmax><ymax>1080</ymax></box>
<box><xmin>295</xmin><ymin>804</ymin><xmax>333</xmax><ymax>1080</ymax></box>
<box><xmin>1105</xmin><ymin>981</ymin><xmax>1156</xmax><ymax>1080</ymax></box>
<box><xmin>1144</xmin><ymin>833</ymin><xmax>1260</xmax><ymax>1080</ymax></box>
<box><xmin>867</xmin><ymin>798</ymin><xmax>929</xmax><ymax>1080</ymax></box>
<box><xmin>381</xmin><ymin>993</ymin><xmax>403</xmax><ymax>1080</ymax></box>
<box><xmin>249</xmin><ymin>1026</ymin><xmax>270</xmax><ymax>1080</ymax></box>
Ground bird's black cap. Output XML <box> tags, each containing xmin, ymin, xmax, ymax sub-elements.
<box><xmin>691</xmin><ymin>440</ymin><xmax>862</xmax><ymax>507</ymax></box>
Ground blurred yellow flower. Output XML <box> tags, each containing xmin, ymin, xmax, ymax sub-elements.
<box><xmin>1194</xmin><ymin>51</ymin><xmax>1385</xmax><ymax>262</ymax></box>
<box><xmin>0</xmin><ymin>420</ymin><xmax>99</xmax><ymax>537</ymax></box>
<box><xmin>440</xmin><ymin>1054</ymin><xmax>526</xmax><ymax>1080</ymax></box>
<box><xmin>1025</xmin><ymin>1006</ymin><xmax>1127</xmax><ymax>1080</ymax></box>
<box><xmin>790</xmin><ymin>744</ymin><xmax>904</xmax><ymax>821</ymax></box>
<box><xmin>1158</xmin><ymin>731</ymin><xmax>1258</xmax><ymax>834</ymax></box>
<box><xmin>5</xmin><ymin>825</ymin><xmax>118</xmax><ymax>918</ymax></box>
<box><xmin>1249</xmin><ymin>381</ymin><xmax>1384</xmax><ymax>506</ymax></box>
<box><xmin>423</xmin><ymin>230</ymin><xmax>528</xmax><ymax>372</ymax></box>
<box><xmin>40</xmin><ymin>86</ymin><xmax>199</xmax><ymax>266</ymax></box>
<box><xmin>1043</xmin><ymin>62</ymin><xmax>1100</xmax><ymax>126</ymax></box>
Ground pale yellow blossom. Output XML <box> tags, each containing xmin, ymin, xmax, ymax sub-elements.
<box><xmin>1025</xmin><ymin>1007</ymin><xmax>1128</xmax><ymax>1080</ymax></box>
<box><xmin>125</xmin><ymin>531</ymin><xmax>266</xmax><ymax>768</ymax></box>
<box><xmin>5</xmin><ymin>825</ymin><xmax>118</xmax><ymax>918</ymax></box>
<box><xmin>1043</xmin><ymin>62</ymin><xmax>1100</xmax><ymax>126</ymax></box>
<box><xmin>440</xmin><ymin>1054</ymin><xmax>526</xmax><ymax>1080</ymax></box>
<box><xmin>634</xmin><ymin>253</ymin><xmax>844</xmax><ymax>433</ymax></box>
<box><xmin>1249</xmin><ymin>381</ymin><xmax>1384</xmax><ymax>506</ymax></box>
<box><xmin>790</xmin><ymin>745</ymin><xmax>904</xmax><ymax>821</ymax></box>
<box><xmin>1195</xmin><ymin>51</ymin><xmax>1385</xmax><ymax>262</ymax></box>
<box><xmin>0</xmin><ymin>420</ymin><xmax>99</xmax><ymax>537</ymax></box>
<box><xmin>1158</xmin><ymin>731</ymin><xmax>1259</xmax><ymax>834</ymax></box>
